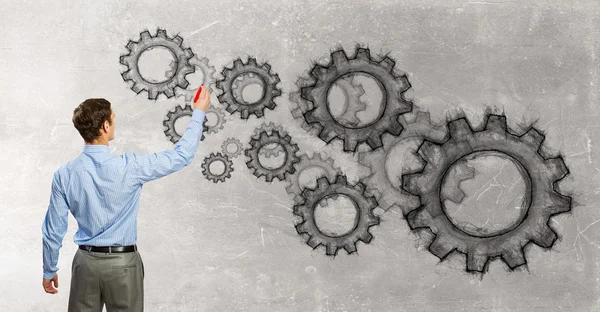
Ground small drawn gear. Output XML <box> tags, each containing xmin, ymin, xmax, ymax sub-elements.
<box><xmin>120</xmin><ymin>28</ymin><xmax>195</xmax><ymax>100</ymax></box>
<box><xmin>293</xmin><ymin>175</ymin><xmax>380</xmax><ymax>256</ymax></box>
<box><xmin>401</xmin><ymin>113</ymin><xmax>573</xmax><ymax>272</ymax></box>
<box><xmin>357</xmin><ymin>110</ymin><xmax>449</xmax><ymax>214</ymax></box>
<box><xmin>301</xmin><ymin>47</ymin><xmax>413</xmax><ymax>152</ymax></box>
<box><xmin>216</xmin><ymin>57</ymin><xmax>281</xmax><ymax>119</ymax></box>
<box><xmin>165</xmin><ymin>55</ymin><xmax>217</xmax><ymax>98</ymax></box>
<box><xmin>163</xmin><ymin>104</ymin><xmax>208</xmax><ymax>143</ymax></box>
<box><xmin>289</xmin><ymin>74</ymin><xmax>368</xmax><ymax>133</ymax></box>
<box><xmin>201</xmin><ymin>152</ymin><xmax>234</xmax><ymax>183</ymax></box>
<box><xmin>285</xmin><ymin>152</ymin><xmax>343</xmax><ymax>204</ymax></box>
<box><xmin>204</xmin><ymin>106</ymin><xmax>227</xmax><ymax>134</ymax></box>
<box><xmin>251</xmin><ymin>122</ymin><xmax>287</xmax><ymax>157</ymax></box>
<box><xmin>221</xmin><ymin>137</ymin><xmax>244</xmax><ymax>158</ymax></box>
<box><xmin>245</xmin><ymin>129</ymin><xmax>300</xmax><ymax>182</ymax></box>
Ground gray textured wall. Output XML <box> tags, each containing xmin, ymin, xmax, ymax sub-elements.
<box><xmin>1</xmin><ymin>0</ymin><xmax>599</xmax><ymax>311</ymax></box>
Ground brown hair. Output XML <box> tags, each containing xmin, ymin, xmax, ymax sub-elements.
<box><xmin>72</xmin><ymin>98</ymin><xmax>112</xmax><ymax>143</ymax></box>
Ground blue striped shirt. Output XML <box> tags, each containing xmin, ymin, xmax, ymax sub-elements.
<box><xmin>41</xmin><ymin>108</ymin><xmax>206</xmax><ymax>280</ymax></box>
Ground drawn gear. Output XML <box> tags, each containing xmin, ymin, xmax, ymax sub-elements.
<box><xmin>357</xmin><ymin>110</ymin><xmax>449</xmax><ymax>214</ymax></box>
<box><xmin>120</xmin><ymin>28</ymin><xmax>195</xmax><ymax>100</ymax></box>
<box><xmin>301</xmin><ymin>47</ymin><xmax>412</xmax><ymax>152</ymax></box>
<box><xmin>251</xmin><ymin>122</ymin><xmax>287</xmax><ymax>158</ymax></box>
<box><xmin>204</xmin><ymin>106</ymin><xmax>227</xmax><ymax>134</ymax></box>
<box><xmin>401</xmin><ymin>114</ymin><xmax>572</xmax><ymax>272</ymax></box>
<box><xmin>163</xmin><ymin>104</ymin><xmax>208</xmax><ymax>143</ymax></box>
<box><xmin>285</xmin><ymin>152</ymin><xmax>343</xmax><ymax>204</ymax></box>
<box><xmin>164</xmin><ymin>55</ymin><xmax>217</xmax><ymax>99</ymax></box>
<box><xmin>216</xmin><ymin>57</ymin><xmax>281</xmax><ymax>119</ymax></box>
<box><xmin>201</xmin><ymin>152</ymin><xmax>234</xmax><ymax>183</ymax></box>
<box><xmin>221</xmin><ymin>137</ymin><xmax>244</xmax><ymax>158</ymax></box>
<box><xmin>245</xmin><ymin>129</ymin><xmax>300</xmax><ymax>182</ymax></box>
<box><xmin>293</xmin><ymin>175</ymin><xmax>380</xmax><ymax>256</ymax></box>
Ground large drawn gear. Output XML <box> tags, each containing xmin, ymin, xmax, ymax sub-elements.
<box><xmin>301</xmin><ymin>47</ymin><xmax>413</xmax><ymax>152</ymax></box>
<box><xmin>204</xmin><ymin>106</ymin><xmax>227</xmax><ymax>134</ymax></box>
<box><xmin>251</xmin><ymin>122</ymin><xmax>287</xmax><ymax>157</ymax></box>
<box><xmin>165</xmin><ymin>55</ymin><xmax>217</xmax><ymax>98</ymax></box>
<box><xmin>285</xmin><ymin>152</ymin><xmax>343</xmax><ymax>204</ymax></box>
<box><xmin>357</xmin><ymin>110</ymin><xmax>449</xmax><ymax>214</ymax></box>
<box><xmin>221</xmin><ymin>137</ymin><xmax>244</xmax><ymax>158</ymax></box>
<box><xmin>289</xmin><ymin>74</ymin><xmax>367</xmax><ymax>132</ymax></box>
<box><xmin>216</xmin><ymin>57</ymin><xmax>281</xmax><ymax>119</ymax></box>
<box><xmin>245</xmin><ymin>129</ymin><xmax>300</xmax><ymax>182</ymax></box>
<box><xmin>163</xmin><ymin>104</ymin><xmax>208</xmax><ymax>143</ymax></box>
<box><xmin>401</xmin><ymin>113</ymin><xmax>572</xmax><ymax>272</ymax></box>
<box><xmin>293</xmin><ymin>175</ymin><xmax>380</xmax><ymax>256</ymax></box>
<box><xmin>200</xmin><ymin>152</ymin><xmax>234</xmax><ymax>183</ymax></box>
<box><xmin>120</xmin><ymin>28</ymin><xmax>195</xmax><ymax>100</ymax></box>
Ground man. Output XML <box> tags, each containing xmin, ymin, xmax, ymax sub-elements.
<box><xmin>41</xmin><ymin>85</ymin><xmax>211</xmax><ymax>311</ymax></box>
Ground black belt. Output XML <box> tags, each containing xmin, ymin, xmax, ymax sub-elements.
<box><xmin>79</xmin><ymin>244</ymin><xmax>137</xmax><ymax>253</ymax></box>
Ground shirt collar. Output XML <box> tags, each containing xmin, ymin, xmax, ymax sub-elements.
<box><xmin>83</xmin><ymin>144</ymin><xmax>111</xmax><ymax>154</ymax></box>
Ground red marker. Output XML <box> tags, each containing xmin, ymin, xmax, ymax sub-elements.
<box><xmin>193</xmin><ymin>85</ymin><xmax>203</xmax><ymax>103</ymax></box>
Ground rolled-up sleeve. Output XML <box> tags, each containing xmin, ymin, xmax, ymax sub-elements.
<box><xmin>41</xmin><ymin>171</ymin><xmax>69</xmax><ymax>280</ymax></box>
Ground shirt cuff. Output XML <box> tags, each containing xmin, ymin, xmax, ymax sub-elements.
<box><xmin>43</xmin><ymin>271</ymin><xmax>57</xmax><ymax>280</ymax></box>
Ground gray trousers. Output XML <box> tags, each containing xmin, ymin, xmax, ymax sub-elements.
<box><xmin>68</xmin><ymin>248</ymin><xmax>144</xmax><ymax>311</ymax></box>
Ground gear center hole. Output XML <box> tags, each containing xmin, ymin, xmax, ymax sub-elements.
<box><xmin>441</xmin><ymin>151</ymin><xmax>530</xmax><ymax>237</ymax></box>
<box><xmin>326</xmin><ymin>73</ymin><xmax>384</xmax><ymax>128</ymax></box>
<box><xmin>314</xmin><ymin>194</ymin><xmax>358</xmax><ymax>237</ymax></box>
<box><xmin>174</xmin><ymin>115</ymin><xmax>192</xmax><ymax>136</ymax></box>
<box><xmin>138</xmin><ymin>46</ymin><xmax>177</xmax><ymax>83</ymax></box>
<box><xmin>257</xmin><ymin>143</ymin><xmax>285</xmax><ymax>169</ymax></box>
<box><xmin>233</xmin><ymin>74</ymin><xmax>264</xmax><ymax>104</ymax></box>
<box><xmin>204</xmin><ymin>111</ymin><xmax>218</xmax><ymax>128</ymax></box>
<box><xmin>208</xmin><ymin>160</ymin><xmax>226</xmax><ymax>175</ymax></box>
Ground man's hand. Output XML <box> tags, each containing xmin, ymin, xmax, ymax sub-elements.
<box><xmin>43</xmin><ymin>274</ymin><xmax>59</xmax><ymax>294</ymax></box>
<box><xmin>193</xmin><ymin>84</ymin><xmax>211</xmax><ymax>112</ymax></box>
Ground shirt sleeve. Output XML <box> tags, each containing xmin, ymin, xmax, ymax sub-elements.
<box><xmin>41</xmin><ymin>170</ymin><xmax>69</xmax><ymax>280</ymax></box>
<box><xmin>126</xmin><ymin>108</ymin><xmax>206</xmax><ymax>185</ymax></box>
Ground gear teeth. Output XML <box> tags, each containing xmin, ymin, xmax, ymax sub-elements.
<box><xmin>156</xmin><ymin>29</ymin><xmax>167</xmax><ymax>38</ymax></box>
<box><xmin>448</xmin><ymin>118</ymin><xmax>472</xmax><ymax>140</ymax></box>
<box><xmin>247</xmin><ymin>57</ymin><xmax>257</xmax><ymax>66</ymax></box>
<box><xmin>233</xmin><ymin>59</ymin><xmax>243</xmax><ymax>67</ymax></box>
<box><xmin>522</xmin><ymin>128</ymin><xmax>545</xmax><ymax>149</ymax></box>
<box><xmin>172</xmin><ymin>35</ymin><xmax>183</xmax><ymax>46</ymax></box>
<box><xmin>502</xmin><ymin>247</ymin><xmax>526</xmax><ymax>269</ymax></box>
<box><xmin>262</xmin><ymin>63</ymin><xmax>271</xmax><ymax>72</ymax></box>
<box><xmin>311</xmin><ymin>65</ymin><xmax>328</xmax><ymax>80</ymax></box>
<box><xmin>365</xmin><ymin>133</ymin><xmax>383</xmax><ymax>150</ymax></box>
<box><xmin>379</xmin><ymin>57</ymin><xmax>395</xmax><ymax>72</ymax></box>
<box><xmin>140</xmin><ymin>30</ymin><xmax>151</xmax><ymax>40</ymax></box>
<box><xmin>359</xmin><ymin>231</ymin><xmax>373</xmax><ymax>243</ymax></box>
<box><xmin>401</xmin><ymin>173</ymin><xmax>421</xmax><ymax>195</ymax></box>
<box><xmin>344</xmin><ymin>243</ymin><xmax>357</xmax><ymax>254</ymax></box>
<box><xmin>331</xmin><ymin>50</ymin><xmax>349</xmax><ymax>66</ymax></box>
<box><xmin>307</xmin><ymin>236</ymin><xmax>319</xmax><ymax>249</ymax></box>
<box><xmin>326</xmin><ymin>244</ymin><xmax>337</xmax><ymax>256</ymax></box>
<box><xmin>406</xmin><ymin>207</ymin><xmax>433</xmax><ymax>229</ymax></box>
<box><xmin>344</xmin><ymin>135</ymin><xmax>359</xmax><ymax>151</ymax></box>
<box><xmin>428</xmin><ymin>234</ymin><xmax>455</xmax><ymax>259</ymax></box>
<box><xmin>467</xmin><ymin>251</ymin><xmax>488</xmax><ymax>272</ymax></box>
<box><xmin>531</xmin><ymin>226</ymin><xmax>557</xmax><ymax>248</ymax></box>
<box><xmin>485</xmin><ymin>115</ymin><xmax>507</xmax><ymax>132</ymax></box>
<box><xmin>220</xmin><ymin>68</ymin><xmax>232</xmax><ymax>78</ymax></box>
<box><xmin>355</xmin><ymin>48</ymin><xmax>370</xmax><ymax>60</ymax></box>
<box><xmin>544</xmin><ymin>157</ymin><xmax>569</xmax><ymax>181</ymax></box>
<box><xmin>131</xmin><ymin>83</ymin><xmax>143</xmax><ymax>94</ymax></box>
<box><xmin>319</xmin><ymin>127</ymin><xmax>338</xmax><ymax>143</ymax></box>
<box><xmin>148</xmin><ymin>89</ymin><xmax>158</xmax><ymax>100</ymax></box>
<box><xmin>547</xmin><ymin>192</ymin><xmax>572</xmax><ymax>214</ymax></box>
<box><xmin>418</xmin><ymin>140</ymin><xmax>443</xmax><ymax>163</ymax></box>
